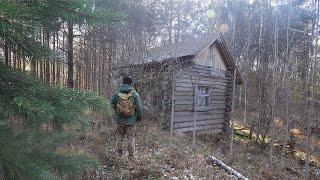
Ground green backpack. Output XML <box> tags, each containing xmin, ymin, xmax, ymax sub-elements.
<box><xmin>116</xmin><ymin>90</ymin><xmax>135</xmax><ymax>118</ymax></box>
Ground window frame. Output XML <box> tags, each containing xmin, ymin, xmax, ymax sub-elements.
<box><xmin>196</xmin><ymin>85</ymin><xmax>210</xmax><ymax>111</ymax></box>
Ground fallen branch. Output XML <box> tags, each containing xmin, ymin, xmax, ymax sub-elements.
<box><xmin>206</xmin><ymin>156</ymin><xmax>249</xmax><ymax>180</ymax></box>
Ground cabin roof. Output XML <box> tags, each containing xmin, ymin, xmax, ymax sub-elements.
<box><xmin>125</xmin><ymin>32</ymin><xmax>242</xmax><ymax>84</ymax></box>
<box><xmin>145</xmin><ymin>32</ymin><xmax>220</xmax><ymax>63</ymax></box>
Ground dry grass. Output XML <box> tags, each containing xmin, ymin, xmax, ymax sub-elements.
<box><xmin>61</xmin><ymin>117</ymin><xmax>320</xmax><ymax>179</ymax></box>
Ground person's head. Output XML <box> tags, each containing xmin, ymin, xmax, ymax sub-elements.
<box><xmin>123</xmin><ymin>76</ymin><xmax>133</xmax><ymax>85</ymax></box>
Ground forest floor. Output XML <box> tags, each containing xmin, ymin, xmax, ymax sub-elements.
<box><xmin>64</xmin><ymin>117</ymin><xmax>320</xmax><ymax>180</ymax></box>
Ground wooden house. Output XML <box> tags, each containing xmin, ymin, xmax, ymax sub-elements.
<box><xmin>116</xmin><ymin>32</ymin><xmax>242</xmax><ymax>134</ymax></box>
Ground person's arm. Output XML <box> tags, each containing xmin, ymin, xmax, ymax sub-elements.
<box><xmin>134</xmin><ymin>92</ymin><xmax>142</xmax><ymax>121</ymax></box>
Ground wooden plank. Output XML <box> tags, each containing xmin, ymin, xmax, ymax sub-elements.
<box><xmin>174</xmin><ymin>123</ymin><xmax>224</xmax><ymax>131</ymax></box>
<box><xmin>175</xmin><ymin>123</ymin><xmax>225</xmax><ymax>132</ymax></box>
<box><xmin>163</xmin><ymin>97</ymin><xmax>227</xmax><ymax>106</ymax></box>
<box><xmin>191</xmin><ymin>64</ymin><xmax>226</xmax><ymax>75</ymax></box>
<box><xmin>210</xmin><ymin>96</ymin><xmax>227</xmax><ymax>101</ymax></box>
<box><xmin>176</xmin><ymin>78</ymin><xmax>227</xmax><ymax>87</ymax></box>
<box><xmin>174</xmin><ymin>119</ymin><xmax>225</xmax><ymax>128</ymax></box>
<box><xmin>175</xmin><ymin>87</ymin><xmax>226</xmax><ymax>93</ymax></box>
<box><xmin>211</xmin><ymin>89</ymin><xmax>227</xmax><ymax>93</ymax></box>
<box><xmin>175</xmin><ymin>104</ymin><xmax>226</xmax><ymax>111</ymax></box>
<box><xmin>174</xmin><ymin>113</ymin><xmax>225</xmax><ymax>120</ymax></box>
<box><xmin>191</xmin><ymin>67</ymin><xmax>226</xmax><ymax>76</ymax></box>
<box><xmin>174</xmin><ymin>99</ymin><xmax>226</xmax><ymax>105</ymax></box>
<box><xmin>175</xmin><ymin>77</ymin><xmax>228</xmax><ymax>84</ymax></box>
<box><xmin>193</xmin><ymin>128</ymin><xmax>224</xmax><ymax>134</ymax></box>
<box><xmin>174</xmin><ymin>99</ymin><xmax>194</xmax><ymax>105</ymax></box>
<box><xmin>175</xmin><ymin>82</ymin><xmax>227</xmax><ymax>90</ymax></box>
<box><xmin>174</xmin><ymin>115</ymin><xmax>225</xmax><ymax>122</ymax></box>
<box><xmin>189</xmin><ymin>69</ymin><xmax>225</xmax><ymax>78</ymax></box>
<box><xmin>176</xmin><ymin>74</ymin><xmax>227</xmax><ymax>82</ymax></box>
<box><xmin>175</xmin><ymin>90</ymin><xmax>194</xmax><ymax>96</ymax></box>
<box><xmin>177</xmin><ymin>75</ymin><xmax>227</xmax><ymax>82</ymax></box>
<box><xmin>174</xmin><ymin>95</ymin><xmax>226</xmax><ymax>101</ymax></box>
<box><xmin>175</xmin><ymin>86</ymin><xmax>193</xmax><ymax>91</ymax></box>
<box><xmin>189</xmin><ymin>71</ymin><xmax>223</xmax><ymax>79</ymax></box>
<box><xmin>174</xmin><ymin>110</ymin><xmax>226</xmax><ymax>116</ymax></box>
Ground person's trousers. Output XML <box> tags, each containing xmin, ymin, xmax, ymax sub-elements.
<box><xmin>116</xmin><ymin>124</ymin><xmax>135</xmax><ymax>157</ymax></box>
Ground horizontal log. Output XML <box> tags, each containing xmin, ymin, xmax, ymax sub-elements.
<box><xmin>173</xmin><ymin>102</ymin><xmax>226</xmax><ymax>107</ymax></box>
<box><xmin>175</xmin><ymin>93</ymin><xmax>226</xmax><ymax>98</ymax></box>
<box><xmin>175</xmin><ymin>123</ymin><xmax>224</xmax><ymax>132</ymax></box>
<box><xmin>175</xmin><ymin>83</ymin><xmax>227</xmax><ymax>90</ymax></box>
<box><xmin>164</xmin><ymin>115</ymin><xmax>227</xmax><ymax>126</ymax></box>
<box><xmin>191</xmin><ymin>64</ymin><xmax>226</xmax><ymax>74</ymax></box>
<box><xmin>176</xmin><ymin>74</ymin><xmax>228</xmax><ymax>82</ymax></box>
<box><xmin>192</xmin><ymin>128</ymin><xmax>224</xmax><ymax>134</ymax></box>
<box><xmin>206</xmin><ymin>156</ymin><xmax>249</xmax><ymax>180</ymax></box>
<box><xmin>174</xmin><ymin>109</ymin><xmax>226</xmax><ymax>116</ymax></box>
<box><xmin>174</xmin><ymin>119</ymin><xmax>225</xmax><ymax>128</ymax></box>
<box><xmin>191</xmin><ymin>69</ymin><xmax>225</xmax><ymax>76</ymax></box>
<box><xmin>212</xmin><ymin>89</ymin><xmax>228</xmax><ymax>93</ymax></box>
<box><xmin>174</xmin><ymin>95</ymin><xmax>226</xmax><ymax>101</ymax></box>
<box><xmin>174</xmin><ymin>99</ymin><xmax>226</xmax><ymax>105</ymax></box>
<box><xmin>210</xmin><ymin>96</ymin><xmax>227</xmax><ymax>101</ymax></box>
<box><xmin>174</xmin><ymin>99</ymin><xmax>194</xmax><ymax>105</ymax></box>
<box><xmin>187</xmin><ymin>72</ymin><xmax>225</xmax><ymax>79</ymax></box>
<box><xmin>174</xmin><ymin>97</ymin><xmax>227</xmax><ymax>107</ymax></box>
<box><xmin>173</xmin><ymin>114</ymin><xmax>225</xmax><ymax>123</ymax></box>
<box><xmin>175</xmin><ymin>91</ymin><xmax>194</xmax><ymax>96</ymax></box>
<box><xmin>174</xmin><ymin>104</ymin><xmax>226</xmax><ymax>111</ymax></box>
<box><xmin>175</xmin><ymin>77</ymin><xmax>228</xmax><ymax>85</ymax></box>
<box><xmin>175</xmin><ymin>87</ymin><xmax>226</xmax><ymax>93</ymax></box>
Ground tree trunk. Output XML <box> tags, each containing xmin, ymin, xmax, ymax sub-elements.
<box><xmin>229</xmin><ymin>70</ymin><xmax>237</xmax><ymax>158</ymax></box>
<box><xmin>304</xmin><ymin>1</ymin><xmax>319</xmax><ymax>179</ymax></box>
<box><xmin>280</xmin><ymin>6</ymin><xmax>292</xmax><ymax>170</ymax></box>
<box><xmin>4</xmin><ymin>41</ymin><xmax>9</xmax><ymax>66</ymax></box>
<box><xmin>269</xmin><ymin>14</ymin><xmax>279</xmax><ymax>168</ymax></box>
<box><xmin>56</xmin><ymin>31</ymin><xmax>60</xmax><ymax>84</ymax></box>
<box><xmin>44</xmin><ymin>29</ymin><xmax>50</xmax><ymax>84</ymax></box>
<box><xmin>13</xmin><ymin>46</ymin><xmax>16</xmax><ymax>68</ymax></box>
<box><xmin>67</xmin><ymin>22</ymin><xmax>74</xmax><ymax>88</ymax></box>
<box><xmin>92</xmin><ymin>36</ymin><xmax>97</xmax><ymax>92</ymax></box>
<box><xmin>52</xmin><ymin>32</ymin><xmax>56</xmax><ymax>84</ymax></box>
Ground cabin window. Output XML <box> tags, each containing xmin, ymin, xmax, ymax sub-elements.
<box><xmin>197</xmin><ymin>86</ymin><xmax>210</xmax><ymax>108</ymax></box>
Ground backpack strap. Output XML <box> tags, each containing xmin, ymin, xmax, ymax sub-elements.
<box><xmin>118</xmin><ymin>90</ymin><xmax>135</xmax><ymax>99</ymax></box>
<box><xmin>128</xmin><ymin>90</ymin><xmax>135</xmax><ymax>95</ymax></box>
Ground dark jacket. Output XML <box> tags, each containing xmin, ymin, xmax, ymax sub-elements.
<box><xmin>111</xmin><ymin>84</ymin><xmax>142</xmax><ymax>125</ymax></box>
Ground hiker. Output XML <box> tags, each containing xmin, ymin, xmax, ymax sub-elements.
<box><xmin>111</xmin><ymin>76</ymin><xmax>142</xmax><ymax>160</ymax></box>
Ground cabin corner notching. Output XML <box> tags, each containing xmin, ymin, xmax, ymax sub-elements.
<box><xmin>117</xmin><ymin>32</ymin><xmax>242</xmax><ymax>134</ymax></box>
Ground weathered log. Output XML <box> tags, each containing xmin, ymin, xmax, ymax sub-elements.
<box><xmin>206</xmin><ymin>156</ymin><xmax>249</xmax><ymax>180</ymax></box>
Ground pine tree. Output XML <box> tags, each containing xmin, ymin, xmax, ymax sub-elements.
<box><xmin>0</xmin><ymin>63</ymin><xmax>112</xmax><ymax>179</ymax></box>
<box><xmin>0</xmin><ymin>0</ymin><xmax>121</xmax><ymax>179</ymax></box>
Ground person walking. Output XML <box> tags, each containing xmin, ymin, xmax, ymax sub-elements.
<box><xmin>111</xmin><ymin>76</ymin><xmax>142</xmax><ymax>160</ymax></box>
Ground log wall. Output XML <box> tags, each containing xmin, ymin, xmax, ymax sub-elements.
<box><xmin>115</xmin><ymin>59</ymin><xmax>232</xmax><ymax>135</ymax></box>
<box><xmin>169</xmin><ymin>63</ymin><xmax>228</xmax><ymax>133</ymax></box>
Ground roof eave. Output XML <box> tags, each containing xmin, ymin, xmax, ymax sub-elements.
<box><xmin>216</xmin><ymin>36</ymin><xmax>243</xmax><ymax>85</ymax></box>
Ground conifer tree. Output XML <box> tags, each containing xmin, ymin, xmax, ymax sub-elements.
<box><xmin>0</xmin><ymin>0</ymin><xmax>121</xmax><ymax>179</ymax></box>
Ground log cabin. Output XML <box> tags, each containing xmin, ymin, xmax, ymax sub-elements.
<box><xmin>115</xmin><ymin>32</ymin><xmax>242</xmax><ymax>134</ymax></box>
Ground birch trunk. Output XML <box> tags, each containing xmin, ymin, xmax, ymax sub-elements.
<box><xmin>229</xmin><ymin>70</ymin><xmax>237</xmax><ymax>158</ymax></box>
<box><xmin>170</xmin><ymin>69</ymin><xmax>175</xmax><ymax>147</ymax></box>
<box><xmin>304</xmin><ymin>0</ymin><xmax>319</xmax><ymax>179</ymax></box>
<box><xmin>192</xmin><ymin>75</ymin><xmax>199</xmax><ymax>149</ymax></box>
